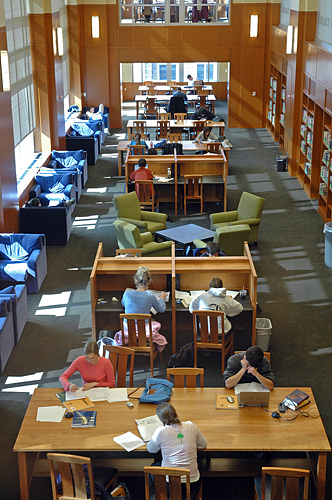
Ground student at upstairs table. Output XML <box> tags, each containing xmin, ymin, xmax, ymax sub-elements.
<box><xmin>195</xmin><ymin>126</ymin><xmax>218</xmax><ymax>144</ymax></box>
<box><xmin>147</xmin><ymin>402</ymin><xmax>207</xmax><ymax>500</ymax></box>
<box><xmin>189</xmin><ymin>277</ymin><xmax>243</xmax><ymax>336</ymax></box>
<box><xmin>223</xmin><ymin>346</ymin><xmax>275</xmax><ymax>390</ymax></box>
<box><xmin>59</xmin><ymin>340</ymin><xmax>115</xmax><ymax>392</ymax></box>
<box><xmin>191</xmin><ymin>106</ymin><xmax>216</xmax><ymax>121</ymax></box>
<box><xmin>115</xmin><ymin>266</ymin><xmax>168</xmax><ymax>351</ymax></box>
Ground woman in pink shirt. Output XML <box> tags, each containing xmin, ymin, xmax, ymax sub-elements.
<box><xmin>59</xmin><ymin>341</ymin><xmax>115</xmax><ymax>392</ymax></box>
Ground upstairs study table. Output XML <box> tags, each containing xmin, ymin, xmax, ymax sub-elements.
<box><xmin>134</xmin><ymin>94</ymin><xmax>217</xmax><ymax>118</ymax></box>
<box><xmin>90</xmin><ymin>242</ymin><xmax>257</xmax><ymax>350</ymax></box>
<box><xmin>14</xmin><ymin>387</ymin><xmax>330</xmax><ymax>500</ymax></box>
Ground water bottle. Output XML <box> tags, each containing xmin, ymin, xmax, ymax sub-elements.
<box><xmin>167</xmin><ymin>168</ymin><xmax>171</xmax><ymax>178</ymax></box>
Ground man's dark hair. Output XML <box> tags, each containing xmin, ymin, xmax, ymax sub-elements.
<box><xmin>187</xmin><ymin>74</ymin><xmax>192</xmax><ymax>79</ymax></box>
<box><xmin>138</xmin><ymin>158</ymin><xmax>147</xmax><ymax>168</ymax></box>
<box><xmin>176</xmin><ymin>87</ymin><xmax>182</xmax><ymax>91</ymax></box>
<box><xmin>198</xmin><ymin>107</ymin><xmax>207</xmax><ymax>115</ymax></box>
<box><xmin>26</xmin><ymin>198</ymin><xmax>41</xmax><ymax>207</ymax></box>
<box><xmin>246</xmin><ymin>346</ymin><xmax>264</xmax><ymax>368</ymax></box>
<box><xmin>206</xmin><ymin>241</ymin><xmax>220</xmax><ymax>256</ymax></box>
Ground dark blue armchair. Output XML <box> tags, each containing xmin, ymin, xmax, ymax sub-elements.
<box><xmin>50</xmin><ymin>149</ymin><xmax>88</xmax><ymax>187</ymax></box>
<box><xmin>20</xmin><ymin>204</ymin><xmax>72</xmax><ymax>246</ymax></box>
<box><xmin>73</xmin><ymin>120</ymin><xmax>104</xmax><ymax>153</ymax></box>
<box><xmin>29</xmin><ymin>172</ymin><xmax>76</xmax><ymax>211</ymax></box>
<box><xmin>66</xmin><ymin>123</ymin><xmax>99</xmax><ymax>165</ymax></box>
<box><xmin>0</xmin><ymin>234</ymin><xmax>47</xmax><ymax>293</ymax></box>
<box><xmin>0</xmin><ymin>285</ymin><xmax>27</xmax><ymax>345</ymax></box>
<box><xmin>39</xmin><ymin>166</ymin><xmax>82</xmax><ymax>203</ymax></box>
<box><xmin>0</xmin><ymin>296</ymin><xmax>15</xmax><ymax>374</ymax></box>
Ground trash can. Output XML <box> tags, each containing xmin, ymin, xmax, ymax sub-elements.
<box><xmin>256</xmin><ymin>318</ymin><xmax>272</xmax><ymax>351</ymax></box>
<box><xmin>276</xmin><ymin>155</ymin><xmax>288</xmax><ymax>172</ymax></box>
<box><xmin>324</xmin><ymin>222</ymin><xmax>332</xmax><ymax>268</ymax></box>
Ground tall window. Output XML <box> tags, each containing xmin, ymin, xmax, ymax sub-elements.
<box><xmin>132</xmin><ymin>62</ymin><xmax>219</xmax><ymax>82</ymax></box>
<box><xmin>0</xmin><ymin>51</ymin><xmax>10</xmax><ymax>91</ymax></box>
<box><xmin>120</xmin><ymin>0</ymin><xmax>229</xmax><ymax>25</ymax></box>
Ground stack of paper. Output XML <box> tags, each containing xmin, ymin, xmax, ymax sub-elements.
<box><xmin>65</xmin><ymin>387</ymin><xmax>129</xmax><ymax>404</ymax></box>
<box><xmin>37</xmin><ymin>406</ymin><xmax>66</xmax><ymax>422</ymax></box>
<box><xmin>113</xmin><ymin>432</ymin><xmax>145</xmax><ymax>452</ymax></box>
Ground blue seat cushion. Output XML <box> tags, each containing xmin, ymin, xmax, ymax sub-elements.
<box><xmin>0</xmin><ymin>286</ymin><xmax>15</xmax><ymax>295</ymax></box>
<box><xmin>52</xmin><ymin>149</ymin><xmax>85</xmax><ymax>166</ymax></box>
<box><xmin>0</xmin><ymin>262</ymin><xmax>28</xmax><ymax>282</ymax></box>
<box><xmin>35</xmin><ymin>173</ymin><xmax>73</xmax><ymax>193</ymax></box>
<box><xmin>71</xmin><ymin>122</ymin><xmax>94</xmax><ymax>136</ymax></box>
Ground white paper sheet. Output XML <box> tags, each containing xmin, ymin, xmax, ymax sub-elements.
<box><xmin>36</xmin><ymin>406</ymin><xmax>66</xmax><ymax>422</ymax></box>
<box><xmin>66</xmin><ymin>387</ymin><xmax>111</xmax><ymax>402</ymax></box>
<box><xmin>107</xmin><ymin>388</ymin><xmax>129</xmax><ymax>403</ymax></box>
<box><xmin>113</xmin><ymin>431</ymin><xmax>145</xmax><ymax>452</ymax></box>
<box><xmin>135</xmin><ymin>414</ymin><xmax>162</xmax><ymax>442</ymax></box>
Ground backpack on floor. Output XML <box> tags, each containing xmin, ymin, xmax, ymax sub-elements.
<box><xmin>167</xmin><ymin>342</ymin><xmax>194</xmax><ymax>368</ymax></box>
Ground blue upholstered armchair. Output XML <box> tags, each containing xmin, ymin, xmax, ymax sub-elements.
<box><xmin>38</xmin><ymin>166</ymin><xmax>81</xmax><ymax>203</ymax></box>
<box><xmin>0</xmin><ymin>234</ymin><xmax>47</xmax><ymax>293</ymax></box>
<box><xmin>50</xmin><ymin>149</ymin><xmax>88</xmax><ymax>187</ymax></box>
<box><xmin>20</xmin><ymin>204</ymin><xmax>72</xmax><ymax>246</ymax></box>
<box><xmin>82</xmin><ymin>105</ymin><xmax>109</xmax><ymax>129</ymax></box>
<box><xmin>29</xmin><ymin>172</ymin><xmax>76</xmax><ymax>211</ymax></box>
<box><xmin>78</xmin><ymin>120</ymin><xmax>104</xmax><ymax>150</ymax></box>
<box><xmin>0</xmin><ymin>296</ymin><xmax>15</xmax><ymax>374</ymax></box>
<box><xmin>66</xmin><ymin>124</ymin><xmax>99</xmax><ymax>165</ymax></box>
<box><xmin>0</xmin><ymin>285</ymin><xmax>27</xmax><ymax>345</ymax></box>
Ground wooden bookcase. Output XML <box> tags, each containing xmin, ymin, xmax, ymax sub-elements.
<box><xmin>279</xmin><ymin>74</ymin><xmax>286</xmax><ymax>150</ymax></box>
<box><xmin>297</xmin><ymin>93</ymin><xmax>322</xmax><ymax>199</ymax></box>
<box><xmin>267</xmin><ymin>64</ymin><xmax>286</xmax><ymax>148</ymax></box>
<box><xmin>318</xmin><ymin>112</ymin><xmax>332</xmax><ymax>221</ymax></box>
<box><xmin>267</xmin><ymin>70</ymin><xmax>278</xmax><ymax>138</ymax></box>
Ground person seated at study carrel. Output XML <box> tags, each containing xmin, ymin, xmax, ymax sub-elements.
<box><xmin>198</xmin><ymin>241</ymin><xmax>226</xmax><ymax>257</ymax></box>
<box><xmin>191</xmin><ymin>106</ymin><xmax>216</xmax><ymax>121</ymax></box>
<box><xmin>195</xmin><ymin>126</ymin><xmax>218</xmax><ymax>143</ymax></box>
<box><xmin>189</xmin><ymin>277</ymin><xmax>243</xmax><ymax>335</ymax></box>
<box><xmin>59</xmin><ymin>340</ymin><xmax>115</xmax><ymax>392</ymax></box>
<box><xmin>147</xmin><ymin>402</ymin><xmax>207</xmax><ymax>500</ymax></box>
<box><xmin>223</xmin><ymin>346</ymin><xmax>275</xmax><ymax>390</ymax></box>
<box><xmin>172</xmin><ymin>86</ymin><xmax>187</xmax><ymax>101</ymax></box>
<box><xmin>129</xmin><ymin>158</ymin><xmax>154</xmax><ymax>197</ymax></box>
<box><xmin>115</xmin><ymin>266</ymin><xmax>168</xmax><ymax>351</ymax></box>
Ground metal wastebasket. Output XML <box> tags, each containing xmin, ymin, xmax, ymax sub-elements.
<box><xmin>324</xmin><ymin>222</ymin><xmax>332</xmax><ymax>268</ymax></box>
<box><xmin>276</xmin><ymin>155</ymin><xmax>288</xmax><ymax>172</ymax></box>
<box><xmin>256</xmin><ymin>318</ymin><xmax>272</xmax><ymax>351</ymax></box>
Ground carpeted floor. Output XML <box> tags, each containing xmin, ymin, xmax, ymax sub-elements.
<box><xmin>0</xmin><ymin>100</ymin><xmax>331</xmax><ymax>500</ymax></box>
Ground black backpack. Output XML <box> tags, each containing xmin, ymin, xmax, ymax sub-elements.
<box><xmin>167</xmin><ymin>342</ymin><xmax>194</xmax><ymax>368</ymax></box>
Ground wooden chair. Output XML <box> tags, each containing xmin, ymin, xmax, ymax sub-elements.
<box><xmin>198</xmin><ymin>89</ymin><xmax>209</xmax><ymax>96</ymax></box>
<box><xmin>133</xmin><ymin>120</ymin><xmax>150</xmax><ymax>140</ymax></box>
<box><xmin>103</xmin><ymin>344</ymin><xmax>135</xmax><ymax>387</ymax></box>
<box><xmin>183</xmin><ymin>174</ymin><xmax>203</xmax><ymax>215</ymax></box>
<box><xmin>144</xmin><ymin>466</ymin><xmax>202</xmax><ymax>500</ymax></box>
<box><xmin>167</xmin><ymin>132</ymin><xmax>182</xmax><ymax>142</ymax></box>
<box><xmin>192</xmin><ymin>310</ymin><xmax>234</xmax><ymax>373</ymax></box>
<box><xmin>143</xmin><ymin>80</ymin><xmax>153</xmax><ymax>86</ymax></box>
<box><xmin>115</xmin><ymin>248</ymin><xmax>142</xmax><ymax>257</ymax></box>
<box><xmin>254</xmin><ymin>467</ymin><xmax>310</xmax><ymax>500</ymax></box>
<box><xmin>206</xmin><ymin>142</ymin><xmax>222</xmax><ymax>154</ymax></box>
<box><xmin>156</xmin><ymin>120</ymin><xmax>170</xmax><ymax>140</ymax></box>
<box><xmin>167</xmin><ymin>367</ymin><xmax>204</xmax><ymax>388</ymax></box>
<box><xmin>48</xmin><ymin>453</ymin><xmax>118</xmax><ymax>500</ymax></box>
<box><xmin>135</xmin><ymin>179</ymin><xmax>159</xmax><ymax>212</ymax></box>
<box><xmin>129</xmin><ymin>144</ymin><xmax>145</xmax><ymax>156</ymax></box>
<box><xmin>191</xmin><ymin>120</ymin><xmax>205</xmax><ymax>139</ymax></box>
<box><xmin>120</xmin><ymin>313</ymin><xmax>160</xmax><ymax>376</ymax></box>
<box><xmin>145</xmin><ymin>96</ymin><xmax>157</xmax><ymax>118</ymax></box>
<box><xmin>235</xmin><ymin>350</ymin><xmax>270</xmax><ymax>361</ymax></box>
<box><xmin>174</xmin><ymin>113</ymin><xmax>187</xmax><ymax>123</ymax></box>
<box><xmin>157</xmin><ymin>112</ymin><xmax>171</xmax><ymax>121</ymax></box>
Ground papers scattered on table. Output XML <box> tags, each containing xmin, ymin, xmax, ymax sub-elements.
<box><xmin>180</xmin><ymin>290</ymin><xmax>205</xmax><ymax>308</ymax></box>
<box><xmin>227</xmin><ymin>290</ymin><xmax>239</xmax><ymax>299</ymax></box>
<box><xmin>37</xmin><ymin>406</ymin><xmax>66</xmax><ymax>422</ymax></box>
<box><xmin>149</xmin><ymin>290</ymin><xmax>170</xmax><ymax>302</ymax></box>
<box><xmin>65</xmin><ymin>387</ymin><xmax>129</xmax><ymax>403</ymax></box>
<box><xmin>135</xmin><ymin>414</ymin><xmax>163</xmax><ymax>442</ymax></box>
<box><xmin>154</xmin><ymin>177</ymin><xmax>173</xmax><ymax>182</ymax></box>
<box><xmin>113</xmin><ymin>431</ymin><xmax>145</xmax><ymax>452</ymax></box>
<box><xmin>234</xmin><ymin>382</ymin><xmax>270</xmax><ymax>394</ymax></box>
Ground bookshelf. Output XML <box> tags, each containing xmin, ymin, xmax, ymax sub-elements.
<box><xmin>267</xmin><ymin>64</ymin><xmax>286</xmax><ymax>148</ymax></box>
<box><xmin>297</xmin><ymin>94</ymin><xmax>322</xmax><ymax>199</ymax></box>
<box><xmin>267</xmin><ymin>72</ymin><xmax>277</xmax><ymax>137</ymax></box>
<box><xmin>279</xmin><ymin>75</ymin><xmax>286</xmax><ymax>149</ymax></box>
<box><xmin>318</xmin><ymin>113</ymin><xmax>332</xmax><ymax>221</ymax></box>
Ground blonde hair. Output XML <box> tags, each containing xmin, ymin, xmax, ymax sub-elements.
<box><xmin>84</xmin><ymin>341</ymin><xmax>99</xmax><ymax>356</ymax></box>
<box><xmin>133</xmin><ymin>266</ymin><xmax>151</xmax><ymax>289</ymax></box>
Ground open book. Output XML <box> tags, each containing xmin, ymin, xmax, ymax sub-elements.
<box><xmin>135</xmin><ymin>414</ymin><xmax>163</xmax><ymax>443</ymax></box>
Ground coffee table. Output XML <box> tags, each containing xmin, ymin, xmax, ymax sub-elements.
<box><xmin>155</xmin><ymin>223</ymin><xmax>215</xmax><ymax>255</ymax></box>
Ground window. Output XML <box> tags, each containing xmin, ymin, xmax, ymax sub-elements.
<box><xmin>120</xmin><ymin>0</ymin><xmax>229</xmax><ymax>25</ymax></box>
<box><xmin>132</xmin><ymin>62</ymin><xmax>219</xmax><ymax>82</ymax></box>
<box><xmin>0</xmin><ymin>51</ymin><xmax>10</xmax><ymax>91</ymax></box>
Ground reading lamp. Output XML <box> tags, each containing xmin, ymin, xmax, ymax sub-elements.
<box><xmin>92</xmin><ymin>16</ymin><xmax>100</xmax><ymax>39</ymax></box>
<box><xmin>250</xmin><ymin>15</ymin><xmax>258</xmax><ymax>38</ymax></box>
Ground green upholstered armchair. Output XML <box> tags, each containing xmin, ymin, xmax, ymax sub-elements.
<box><xmin>210</xmin><ymin>192</ymin><xmax>265</xmax><ymax>245</ymax></box>
<box><xmin>113</xmin><ymin>220</ymin><xmax>172</xmax><ymax>257</ymax></box>
<box><xmin>113</xmin><ymin>191</ymin><xmax>167</xmax><ymax>234</ymax></box>
<box><xmin>193</xmin><ymin>224</ymin><xmax>251</xmax><ymax>256</ymax></box>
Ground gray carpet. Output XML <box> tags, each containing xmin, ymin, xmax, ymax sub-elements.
<box><xmin>0</xmin><ymin>100</ymin><xmax>331</xmax><ymax>499</ymax></box>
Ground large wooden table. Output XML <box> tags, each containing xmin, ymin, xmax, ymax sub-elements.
<box><xmin>138</xmin><ymin>84</ymin><xmax>213</xmax><ymax>95</ymax></box>
<box><xmin>134</xmin><ymin>94</ymin><xmax>217</xmax><ymax>118</ymax></box>
<box><xmin>125</xmin><ymin>152</ymin><xmax>227</xmax><ymax>214</ymax></box>
<box><xmin>90</xmin><ymin>243</ymin><xmax>257</xmax><ymax>350</ymax></box>
<box><xmin>127</xmin><ymin>118</ymin><xmax>225</xmax><ymax>138</ymax></box>
<box><xmin>13</xmin><ymin>387</ymin><xmax>330</xmax><ymax>500</ymax></box>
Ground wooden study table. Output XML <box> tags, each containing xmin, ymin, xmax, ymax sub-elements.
<box><xmin>90</xmin><ymin>243</ymin><xmax>257</xmax><ymax>350</ymax></box>
<box><xmin>13</xmin><ymin>387</ymin><xmax>330</xmax><ymax>500</ymax></box>
<box><xmin>117</xmin><ymin>140</ymin><xmax>230</xmax><ymax>176</ymax></box>
<box><xmin>134</xmin><ymin>94</ymin><xmax>217</xmax><ymax>118</ymax></box>
<box><xmin>127</xmin><ymin>118</ymin><xmax>225</xmax><ymax>141</ymax></box>
<box><xmin>138</xmin><ymin>84</ymin><xmax>213</xmax><ymax>95</ymax></box>
<box><xmin>125</xmin><ymin>152</ymin><xmax>227</xmax><ymax>214</ymax></box>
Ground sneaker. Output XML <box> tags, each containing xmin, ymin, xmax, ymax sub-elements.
<box><xmin>64</xmin><ymin>198</ymin><xmax>76</xmax><ymax>208</ymax></box>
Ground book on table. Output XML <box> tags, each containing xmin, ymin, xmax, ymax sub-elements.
<box><xmin>62</xmin><ymin>397</ymin><xmax>95</xmax><ymax>413</ymax></box>
<box><xmin>71</xmin><ymin>410</ymin><xmax>97</xmax><ymax>428</ymax></box>
<box><xmin>282</xmin><ymin>389</ymin><xmax>310</xmax><ymax>411</ymax></box>
<box><xmin>135</xmin><ymin>414</ymin><xmax>163</xmax><ymax>442</ymax></box>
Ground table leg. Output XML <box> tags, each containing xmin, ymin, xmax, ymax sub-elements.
<box><xmin>316</xmin><ymin>452</ymin><xmax>327</xmax><ymax>500</ymax></box>
<box><xmin>118</xmin><ymin>151</ymin><xmax>122</xmax><ymax>176</ymax></box>
<box><xmin>18</xmin><ymin>451</ymin><xmax>39</xmax><ymax>500</ymax></box>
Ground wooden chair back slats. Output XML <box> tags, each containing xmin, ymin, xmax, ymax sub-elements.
<box><xmin>135</xmin><ymin>180</ymin><xmax>158</xmax><ymax>212</ymax></box>
<box><xmin>157</xmin><ymin>120</ymin><xmax>171</xmax><ymax>139</ymax></box>
<box><xmin>191</xmin><ymin>121</ymin><xmax>205</xmax><ymax>139</ymax></box>
<box><xmin>167</xmin><ymin>133</ymin><xmax>182</xmax><ymax>142</ymax></box>
<box><xmin>174</xmin><ymin>113</ymin><xmax>187</xmax><ymax>123</ymax></box>
<box><xmin>184</xmin><ymin>175</ymin><xmax>203</xmax><ymax>215</ymax></box>
<box><xmin>103</xmin><ymin>345</ymin><xmax>135</xmax><ymax>387</ymax></box>
<box><xmin>120</xmin><ymin>313</ymin><xmax>157</xmax><ymax>375</ymax></box>
<box><xmin>157</xmin><ymin>113</ymin><xmax>171</xmax><ymax>121</ymax></box>
<box><xmin>167</xmin><ymin>367</ymin><xmax>204</xmax><ymax>388</ymax></box>
<box><xmin>206</xmin><ymin>142</ymin><xmax>222</xmax><ymax>154</ymax></box>
<box><xmin>260</xmin><ymin>467</ymin><xmax>310</xmax><ymax>500</ymax></box>
<box><xmin>144</xmin><ymin>467</ymin><xmax>192</xmax><ymax>500</ymax></box>
<box><xmin>130</xmin><ymin>144</ymin><xmax>145</xmax><ymax>156</ymax></box>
